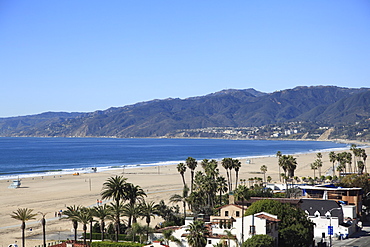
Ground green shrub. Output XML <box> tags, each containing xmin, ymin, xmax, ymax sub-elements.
<box><xmin>91</xmin><ymin>242</ymin><xmax>144</xmax><ymax>247</ymax></box>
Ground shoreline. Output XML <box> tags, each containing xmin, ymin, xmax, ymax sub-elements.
<box><xmin>0</xmin><ymin>138</ymin><xmax>359</xmax><ymax>181</ymax></box>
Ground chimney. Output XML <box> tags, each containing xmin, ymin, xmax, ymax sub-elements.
<box><xmin>229</xmin><ymin>191</ymin><xmax>235</xmax><ymax>204</ymax></box>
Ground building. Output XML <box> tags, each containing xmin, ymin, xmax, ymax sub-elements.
<box><xmin>298</xmin><ymin>185</ymin><xmax>363</xmax><ymax>215</ymax></box>
<box><xmin>300</xmin><ymin>199</ymin><xmax>357</xmax><ymax>240</ymax></box>
<box><xmin>156</xmin><ymin>211</ymin><xmax>280</xmax><ymax>247</ymax></box>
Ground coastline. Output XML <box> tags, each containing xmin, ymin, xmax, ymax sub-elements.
<box><xmin>0</xmin><ymin>137</ymin><xmax>358</xmax><ymax>181</ymax></box>
<box><xmin>1</xmin><ymin>139</ymin><xmax>369</xmax><ymax>245</ymax></box>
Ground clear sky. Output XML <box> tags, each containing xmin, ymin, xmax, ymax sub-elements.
<box><xmin>1</xmin><ymin>1</ymin><xmax>369</xmax><ymax>117</ymax></box>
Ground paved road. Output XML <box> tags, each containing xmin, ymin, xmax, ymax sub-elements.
<box><xmin>332</xmin><ymin>225</ymin><xmax>370</xmax><ymax>247</ymax></box>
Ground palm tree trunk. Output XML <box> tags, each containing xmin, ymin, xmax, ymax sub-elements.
<box><xmin>100</xmin><ymin>221</ymin><xmax>105</xmax><ymax>241</ymax></box>
<box><xmin>42</xmin><ymin>218</ymin><xmax>46</xmax><ymax>247</ymax></box>
<box><xmin>73</xmin><ymin>220</ymin><xmax>78</xmax><ymax>242</ymax></box>
<box><xmin>90</xmin><ymin>221</ymin><xmax>93</xmax><ymax>244</ymax></box>
<box><xmin>83</xmin><ymin>224</ymin><xmax>87</xmax><ymax>246</ymax></box>
<box><xmin>21</xmin><ymin>222</ymin><xmax>25</xmax><ymax>247</ymax></box>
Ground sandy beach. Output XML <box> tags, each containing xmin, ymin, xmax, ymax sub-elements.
<box><xmin>1</xmin><ymin>144</ymin><xmax>369</xmax><ymax>246</ymax></box>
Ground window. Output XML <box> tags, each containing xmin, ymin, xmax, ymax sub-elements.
<box><xmin>236</xmin><ymin>211</ymin><xmax>240</xmax><ymax>217</ymax></box>
<box><xmin>225</xmin><ymin>211</ymin><xmax>229</xmax><ymax>217</ymax></box>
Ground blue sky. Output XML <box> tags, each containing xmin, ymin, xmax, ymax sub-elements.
<box><xmin>1</xmin><ymin>1</ymin><xmax>369</xmax><ymax>117</ymax></box>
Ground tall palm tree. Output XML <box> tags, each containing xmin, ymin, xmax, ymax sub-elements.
<box><xmin>63</xmin><ymin>205</ymin><xmax>81</xmax><ymax>242</ymax></box>
<box><xmin>233</xmin><ymin>159</ymin><xmax>241</xmax><ymax>190</ymax></box>
<box><xmin>316</xmin><ymin>153</ymin><xmax>323</xmax><ymax>176</ymax></box>
<box><xmin>170</xmin><ymin>184</ymin><xmax>189</xmax><ymax>218</ymax></box>
<box><xmin>314</xmin><ymin>159</ymin><xmax>323</xmax><ymax>177</ymax></box>
<box><xmin>10</xmin><ymin>208</ymin><xmax>37</xmax><ymax>247</ymax></box>
<box><xmin>177</xmin><ymin>162</ymin><xmax>187</xmax><ymax>187</ymax></box>
<box><xmin>92</xmin><ymin>204</ymin><xmax>111</xmax><ymax>241</ymax></box>
<box><xmin>216</xmin><ymin>176</ymin><xmax>228</xmax><ymax>206</ymax></box>
<box><xmin>107</xmin><ymin>201</ymin><xmax>125</xmax><ymax>242</ymax></box>
<box><xmin>361</xmin><ymin>149</ymin><xmax>368</xmax><ymax>173</ymax></box>
<box><xmin>122</xmin><ymin>202</ymin><xmax>142</xmax><ymax>228</ymax></box>
<box><xmin>276</xmin><ymin>151</ymin><xmax>282</xmax><ymax>182</ymax></box>
<box><xmin>75</xmin><ymin>207</ymin><xmax>92</xmax><ymax>246</ymax></box>
<box><xmin>186</xmin><ymin>220</ymin><xmax>208</xmax><ymax>247</ymax></box>
<box><xmin>124</xmin><ymin>183</ymin><xmax>147</xmax><ymax>227</ymax></box>
<box><xmin>350</xmin><ymin>144</ymin><xmax>358</xmax><ymax>173</ymax></box>
<box><xmin>221</xmin><ymin>158</ymin><xmax>233</xmax><ymax>192</ymax></box>
<box><xmin>310</xmin><ymin>162</ymin><xmax>318</xmax><ymax>179</ymax></box>
<box><xmin>101</xmin><ymin>175</ymin><xmax>128</xmax><ymax>240</ymax></box>
<box><xmin>329</xmin><ymin>151</ymin><xmax>337</xmax><ymax>176</ymax></box>
<box><xmin>186</xmin><ymin>157</ymin><xmax>198</xmax><ymax>193</ymax></box>
<box><xmin>260</xmin><ymin>165</ymin><xmax>267</xmax><ymax>185</ymax></box>
<box><xmin>140</xmin><ymin>201</ymin><xmax>159</xmax><ymax>241</ymax></box>
<box><xmin>38</xmin><ymin>212</ymin><xmax>47</xmax><ymax>247</ymax></box>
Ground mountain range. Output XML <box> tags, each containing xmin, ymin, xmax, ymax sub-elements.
<box><xmin>0</xmin><ymin>86</ymin><xmax>369</xmax><ymax>138</ymax></box>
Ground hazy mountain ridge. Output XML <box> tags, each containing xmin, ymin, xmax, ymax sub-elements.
<box><xmin>0</xmin><ymin>86</ymin><xmax>369</xmax><ymax>138</ymax></box>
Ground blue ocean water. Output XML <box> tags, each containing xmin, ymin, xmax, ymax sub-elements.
<box><xmin>0</xmin><ymin>137</ymin><xmax>348</xmax><ymax>179</ymax></box>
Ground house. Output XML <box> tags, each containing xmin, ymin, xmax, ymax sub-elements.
<box><xmin>210</xmin><ymin>204</ymin><xmax>247</xmax><ymax>221</ymax></box>
<box><xmin>300</xmin><ymin>199</ymin><xmax>356</xmax><ymax>239</ymax></box>
<box><xmin>157</xmin><ymin>211</ymin><xmax>280</xmax><ymax>247</ymax></box>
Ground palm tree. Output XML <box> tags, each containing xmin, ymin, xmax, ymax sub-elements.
<box><xmin>108</xmin><ymin>201</ymin><xmax>125</xmax><ymax>242</ymax></box>
<box><xmin>10</xmin><ymin>208</ymin><xmax>37</xmax><ymax>247</ymax></box>
<box><xmin>124</xmin><ymin>183</ymin><xmax>147</xmax><ymax>227</ymax></box>
<box><xmin>186</xmin><ymin>157</ymin><xmax>198</xmax><ymax>193</ymax></box>
<box><xmin>162</xmin><ymin>229</ymin><xmax>181</xmax><ymax>245</ymax></box>
<box><xmin>233</xmin><ymin>159</ymin><xmax>241</xmax><ymax>189</ymax></box>
<box><xmin>122</xmin><ymin>203</ymin><xmax>142</xmax><ymax>228</ymax></box>
<box><xmin>276</xmin><ymin>151</ymin><xmax>282</xmax><ymax>182</ymax></box>
<box><xmin>310</xmin><ymin>162</ymin><xmax>318</xmax><ymax>179</ymax></box>
<box><xmin>186</xmin><ymin>220</ymin><xmax>208</xmax><ymax>247</ymax></box>
<box><xmin>38</xmin><ymin>212</ymin><xmax>47</xmax><ymax>247</ymax></box>
<box><xmin>260</xmin><ymin>165</ymin><xmax>267</xmax><ymax>185</ymax></box>
<box><xmin>74</xmin><ymin>207</ymin><xmax>92</xmax><ymax>246</ymax></box>
<box><xmin>329</xmin><ymin>151</ymin><xmax>337</xmax><ymax>176</ymax></box>
<box><xmin>361</xmin><ymin>149</ymin><xmax>368</xmax><ymax>173</ymax></box>
<box><xmin>315</xmin><ymin>159</ymin><xmax>323</xmax><ymax>177</ymax></box>
<box><xmin>101</xmin><ymin>175</ymin><xmax>128</xmax><ymax>240</ymax></box>
<box><xmin>222</xmin><ymin>229</ymin><xmax>236</xmax><ymax>247</ymax></box>
<box><xmin>92</xmin><ymin>204</ymin><xmax>111</xmax><ymax>241</ymax></box>
<box><xmin>177</xmin><ymin>162</ymin><xmax>187</xmax><ymax>187</ymax></box>
<box><xmin>63</xmin><ymin>205</ymin><xmax>81</xmax><ymax>242</ymax></box>
<box><xmin>170</xmin><ymin>184</ymin><xmax>189</xmax><ymax>218</ymax></box>
<box><xmin>221</xmin><ymin>158</ymin><xmax>233</xmax><ymax>192</ymax></box>
<box><xmin>101</xmin><ymin>175</ymin><xmax>128</xmax><ymax>204</ymax></box>
<box><xmin>357</xmin><ymin>160</ymin><xmax>365</xmax><ymax>174</ymax></box>
<box><xmin>216</xmin><ymin>176</ymin><xmax>228</xmax><ymax>206</ymax></box>
<box><xmin>140</xmin><ymin>201</ymin><xmax>159</xmax><ymax>241</ymax></box>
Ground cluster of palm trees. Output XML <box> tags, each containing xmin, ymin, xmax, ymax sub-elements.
<box><xmin>329</xmin><ymin>145</ymin><xmax>367</xmax><ymax>176</ymax></box>
<box><xmin>276</xmin><ymin>151</ymin><xmax>298</xmax><ymax>185</ymax></box>
<box><xmin>174</xmin><ymin>157</ymin><xmax>243</xmax><ymax>217</ymax></box>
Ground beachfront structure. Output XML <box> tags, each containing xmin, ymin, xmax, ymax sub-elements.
<box><xmin>300</xmin><ymin>199</ymin><xmax>357</xmax><ymax>239</ymax></box>
<box><xmin>155</xmin><ymin>211</ymin><xmax>280</xmax><ymax>247</ymax></box>
<box><xmin>298</xmin><ymin>185</ymin><xmax>363</xmax><ymax>215</ymax></box>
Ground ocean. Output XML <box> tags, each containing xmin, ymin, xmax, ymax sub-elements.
<box><xmin>0</xmin><ymin>137</ymin><xmax>349</xmax><ymax>180</ymax></box>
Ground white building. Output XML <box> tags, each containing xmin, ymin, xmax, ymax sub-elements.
<box><xmin>156</xmin><ymin>211</ymin><xmax>280</xmax><ymax>247</ymax></box>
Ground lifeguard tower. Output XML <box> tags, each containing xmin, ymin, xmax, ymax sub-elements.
<box><xmin>8</xmin><ymin>179</ymin><xmax>21</xmax><ymax>189</ymax></box>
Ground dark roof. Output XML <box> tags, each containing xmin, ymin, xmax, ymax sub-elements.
<box><xmin>300</xmin><ymin>199</ymin><xmax>343</xmax><ymax>218</ymax></box>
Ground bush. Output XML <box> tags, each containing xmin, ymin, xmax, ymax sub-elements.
<box><xmin>242</xmin><ymin>234</ymin><xmax>274</xmax><ymax>247</ymax></box>
<box><xmin>91</xmin><ymin>242</ymin><xmax>144</xmax><ymax>247</ymax></box>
